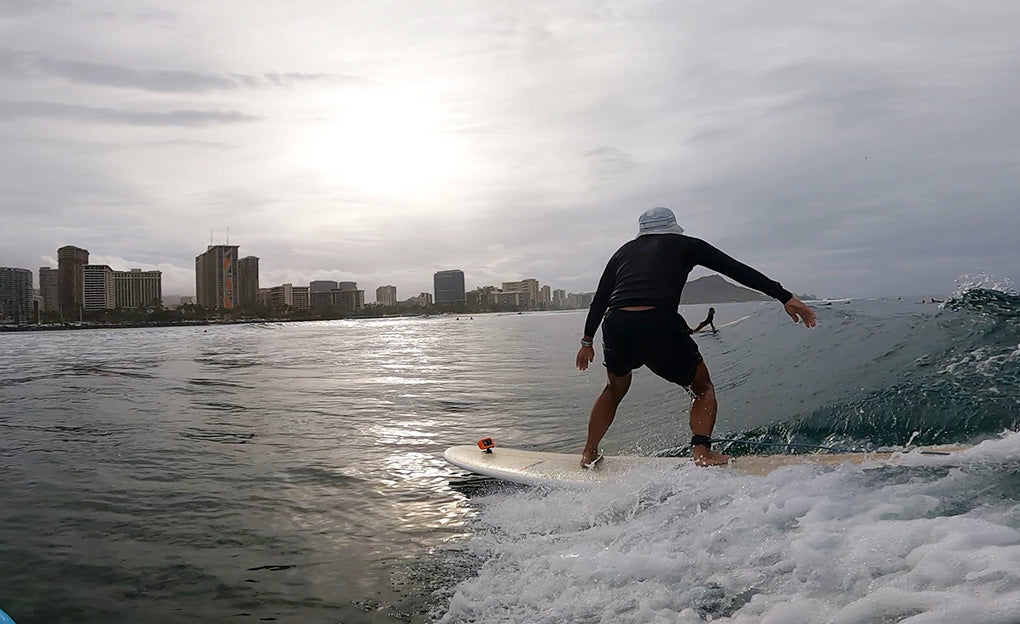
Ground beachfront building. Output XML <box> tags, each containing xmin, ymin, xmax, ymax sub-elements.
<box><xmin>501</xmin><ymin>279</ymin><xmax>542</xmax><ymax>308</ymax></box>
<box><xmin>400</xmin><ymin>292</ymin><xmax>434</xmax><ymax>307</ymax></box>
<box><xmin>335</xmin><ymin>289</ymin><xmax>364</xmax><ymax>311</ymax></box>
<box><xmin>567</xmin><ymin>292</ymin><xmax>595</xmax><ymax>308</ymax></box>
<box><xmin>83</xmin><ymin>264</ymin><xmax>116</xmax><ymax>311</ymax></box>
<box><xmin>262</xmin><ymin>283</ymin><xmax>293</xmax><ymax>309</ymax></box>
<box><xmin>494</xmin><ymin>290</ymin><xmax>531</xmax><ymax>308</ymax></box>
<box><xmin>291</xmin><ymin>286</ymin><xmax>309</xmax><ymax>310</ymax></box>
<box><xmin>115</xmin><ymin>269</ymin><xmax>162</xmax><ymax>308</ymax></box>
<box><xmin>552</xmin><ymin>289</ymin><xmax>566</xmax><ymax>308</ymax></box>
<box><xmin>310</xmin><ymin>280</ymin><xmax>338</xmax><ymax>293</ymax></box>
<box><xmin>57</xmin><ymin>245</ymin><xmax>89</xmax><ymax>316</ymax></box>
<box><xmin>237</xmin><ymin>256</ymin><xmax>260</xmax><ymax>309</ymax></box>
<box><xmin>309</xmin><ymin>281</ymin><xmax>365</xmax><ymax>312</ymax></box>
<box><xmin>39</xmin><ymin>267</ymin><xmax>59</xmax><ymax>312</ymax></box>
<box><xmin>0</xmin><ymin>267</ymin><xmax>33</xmax><ymax>322</ymax></box>
<box><xmin>261</xmin><ymin>284</ymin><xmax>310</xmax><ymax>310</ymax></box>
<box><xmin>465</xmin><ymin>285</ymin><xmax>497</xmax><ymax>308</ymax></box>
<box><xmin>195</xmin><ymin>245</ymin><xmax>240</xmax><ymax>309</ymax></box>
<box><xmin>376</xmin><ymin>285</ymin><xmax>397</xmax><ymax>306</ymax></box>
<box><xmin>434</xmin><ymin>270</ymin><xmax>466</xmax><ymax>305</ymax></box>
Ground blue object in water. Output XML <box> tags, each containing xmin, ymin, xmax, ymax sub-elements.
<box><xmin>0</xmin><ymin>607</ymin><xmax>15</xmax><ymax>624</ymax></box>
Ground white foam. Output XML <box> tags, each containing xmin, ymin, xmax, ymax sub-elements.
<box><xmin>950</xmin><ymin>274</ymin><xmax>1017</xmax><ymax>298</ymax></box>
<box><xmin>440</xmin><ymin>433</ymin><xmax>1020</xmax><ymax>624</ymax></box>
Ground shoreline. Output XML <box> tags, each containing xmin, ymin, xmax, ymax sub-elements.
<box><xmin>0</xmin><ymin>309</ymin><xmax>584</xmax><ymax>333</ymax></box>
<box><xmin>0</xmin><ymin>318</ymin><xmax>297</xmax><ymax>333</ymax></box>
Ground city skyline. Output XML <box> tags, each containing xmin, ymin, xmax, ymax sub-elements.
<box><xmin>1</xmin><ymin>240</ymin><xmax>591</xmax><ymax>320</ymax></box>
<box><xmin>5</xmin><ymin>241</ymin><xmax>591</xmax><ymax>307</ymax></box>
<box><xmin>2</xmin><ymin>3</ymin><xmax>1018</xmax><ymax>302</ymax></box>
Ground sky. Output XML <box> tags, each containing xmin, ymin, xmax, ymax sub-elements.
<box><xmin>1</xmin><ymin>0</ymin><xmax>1018</xmax><ymax>300</ymax></box>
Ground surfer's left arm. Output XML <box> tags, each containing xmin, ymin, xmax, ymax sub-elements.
<box><xmin>692</xmin><ymin>239</ymin><xmax>817</xmax><ymax>328</ymax></box>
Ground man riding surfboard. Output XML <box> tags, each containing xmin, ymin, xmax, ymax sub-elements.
<box><xmin>575</xmin><ymin>207</ymin><xmax>816</xmax><ymax>468</ymax></box>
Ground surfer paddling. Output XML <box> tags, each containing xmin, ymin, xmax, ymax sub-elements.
<box><xmin>575</xmin><ymin>207</ymin><xmax>816</xmax><ymax>468</ymax></box>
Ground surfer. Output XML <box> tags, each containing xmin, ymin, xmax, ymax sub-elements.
<box><xmin>691</xmin><ymin>307</ymin><xmax>717</xmax><ymax>334</ymax></box>
<box><xmin>575</xmin><ymin>207</ymin><xmax>816</xmax><ymax>468</ymax></box>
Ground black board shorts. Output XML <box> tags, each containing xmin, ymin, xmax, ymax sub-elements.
<box><xmin>602</xmin><ymin>308</ymin><xmax>703</xmax><ymax>387</ymax></box>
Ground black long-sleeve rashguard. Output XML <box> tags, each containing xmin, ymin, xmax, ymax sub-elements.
<box><xmin>583</xmin><ymin>235</ymin><xmax>793</xmax><ymax>338</ymax></box>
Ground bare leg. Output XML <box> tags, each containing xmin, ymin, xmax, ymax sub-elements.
<box><xmin>580</xmin><ymin>371</ymin><xmax>632</xmax><ymax>467</ymax></box>
<box><xmin>687</xmin><ymin>361</ymin><xmax>730</xmax><ymax>466</ymax></box>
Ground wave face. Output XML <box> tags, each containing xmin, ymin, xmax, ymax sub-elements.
<box><xmin>705</xmin><ymin>288</ymin><xmax>1020</xmax><ymax>452</ymax></box>
<box><xmin>439</xmin><ymin>289</ymin><xmax>1020</xmax><ymax>623</ymax></box>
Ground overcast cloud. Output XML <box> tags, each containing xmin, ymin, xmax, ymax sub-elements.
<box><xmin>1</xmin><ymin>0</ymin><xmax>1018</xmax><ymax>300</ymax></box>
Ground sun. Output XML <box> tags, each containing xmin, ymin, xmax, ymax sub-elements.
<box><xmin>292</xmin><ymin>87</ymin><xmax>463</xmax><ymax>197</ymax></box>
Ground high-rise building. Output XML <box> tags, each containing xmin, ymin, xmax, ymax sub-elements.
<box><xmin>261</xmin><ymin>283</ymin><xmax>309</xmax><ymax>310</ymax></box>
<box><xmin>309</xmin><ymin>280</ymin><xmax>338</xmax><ymax>293</ymax></box>
<box><xmin>114</xmin><ymin>269</ymin><xmax>162</xmax><ymax>308</ymax></box>
<box><xmin>0</xmin><ymin>267</ymin><xmax>33</xmax><ymax>322</ymax></box>
<box><xmin>237</xmin><ymin>256</ymin><xmax>260</xmax><ymax>309</ymax></box>
<box><xmin>39</xmin><ymin>267</ymin><xmax>59</xmax><ymax>312</ymax></box>
<box><xmin>494</xmin><ymin>290</ymin><xmax>530</xmax><ymax>308</ymax></box>
<box><xmin>415</xmin><ymin>292</ymin><xmax>433</xmax><ymax>306</ymax></box>
<box><xmin>434</xmin><ymin>270</ymin><xmax>466</xmax><ymax>305</ymax></box>
<box><xmin>57</xmin><ymin>245</ymin><xmax>89</xmax><ymax>315</ymax></box>
<box><xmin>264</xmin><ymin>283</ymin><xmax>295</xmax><ymax>309</ymax></box>
<box><xmin>335</xmin><ymin>289</ymin><xmax>364</xmax><ymax>311</ymax></box>
<box><xmin>376</xmin><ymin>285</ymin><xmax>397</xmax><ymax>306</ymax></box>
<box><xmin>309</xmin><ymin>290</ymin><xmax>332</xmax><ymax>309</ymax></box>
<box><xmin>567</xmin><ymin>292</ymin><xmax>595</xmax><ymax>308</ymax></box>
<box><xmin>83</xmin><ymin>264</ymin><xmax>116</xmax><ymax>311</ymax></box>
<box><xmin>541</xmin><ymin>285</ymin><xmax>551</xmax><ymax>306</ymax></box>
<box><xmin>467</xmin><ymin>285</ymin><xmax>498</xmax><ymax>308</ymax></box>
<box><xmin>501</xmin><ymin>279</ymin><xmax>541</xmax><ymax>308</ymax></box>
<box><xmin>195</xmin><ymin>245</ymin><xmax>239</xmax><ymax>309</ymax></box>
<box><xmin>552</xmin><ymin>288</ymin><xmax>566</xmax><ymax>308</ymax></box>
<box><xmin>309</xmin><ymin>283</ymin><xmax>365</xmax><ymax>312</ymax></box>
<box><xmin>291</xmin><ymin>286</ymin><xmax>310</xmax><ymax>310</ymax></box>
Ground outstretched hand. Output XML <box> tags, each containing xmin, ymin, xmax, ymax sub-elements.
<box><xmin>784</xmin><ymin>296</ymin><xmax>817</xmax><ymax>327</ymax></box>
<box><xmin>576</xmin><ymin>345</ymin><xmax>595</xmax><ymax>371</ymax></box>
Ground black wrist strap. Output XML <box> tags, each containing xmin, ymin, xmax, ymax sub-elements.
<box><xmin>690</xmin><ymin>434</ymin><xmax>712</xmax><ymax>449</ymax></box>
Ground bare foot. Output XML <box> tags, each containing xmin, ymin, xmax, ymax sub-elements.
<box><xmin>580</xmin><ymin>450</ymin><xmax>603</xmax><ymax>470</ymax></box>
<box><xmin>692</xmin><ymin>448</ymin><xmax>731</xmax><ymax>467</ymax></box>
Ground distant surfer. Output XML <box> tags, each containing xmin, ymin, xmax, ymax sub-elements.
<box><xmin>690</xmin><ymin>307</ymin><xmax>717</xmax><ymax>334</ymax></box>
<box><xmin>575</xmin><ymin>207</ymin><xmax>816</xmax><ymax>468</ymax></box>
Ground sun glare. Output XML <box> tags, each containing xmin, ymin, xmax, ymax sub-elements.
<box><xmin>293</xmin><ymin>88</ymin><xmax>462</xmax><ymax>197</ymax></box>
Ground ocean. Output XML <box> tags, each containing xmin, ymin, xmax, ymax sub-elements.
<box><xmin>1</xmin><ymin>288</ymin><xmax>1018</xmax><ymax>623</ymax></box>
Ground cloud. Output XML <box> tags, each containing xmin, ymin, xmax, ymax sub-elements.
<box><xmin>0</xmin><ymin>0</ymin><xmax>68</xmax><ymax>17</ymax></box>
<box><xmin>584</xmin><ymin>146</ymin><xmax>638</xmax><ymax>178</ymax></box>
<box><xmin>0</xmin><ymin>100</ymin><xmax>257</xmax><ymax>126</ymax></box>
<box><xmin>0</xmin><ymin>48</ymin><xmax>367</xmax><ymax>92</ymax></box>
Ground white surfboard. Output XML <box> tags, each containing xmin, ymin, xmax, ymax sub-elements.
<box><xmin>713</xmin><ymin>314</ymin><xmax>751</xmax><ymax>329</ymax></box>
<box><xmin>690</xmin><ymin>314</ymin><xmax>751</xmax><ymax>333</ymax></box>
<box><xmin>444</xmin><ymin>444</ymin><xmax>971</xmax><ymax>486</ymax></box>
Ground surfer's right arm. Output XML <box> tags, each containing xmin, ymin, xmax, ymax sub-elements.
<box><xmin>578</xmin><ymin>256</ymin><xmax>619</xmax><ymax>371</ymax></box>
<box><xmin>576</xmin><ymin>340</ymin><xmax>594</xmax><ymax>371</ymax></box>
